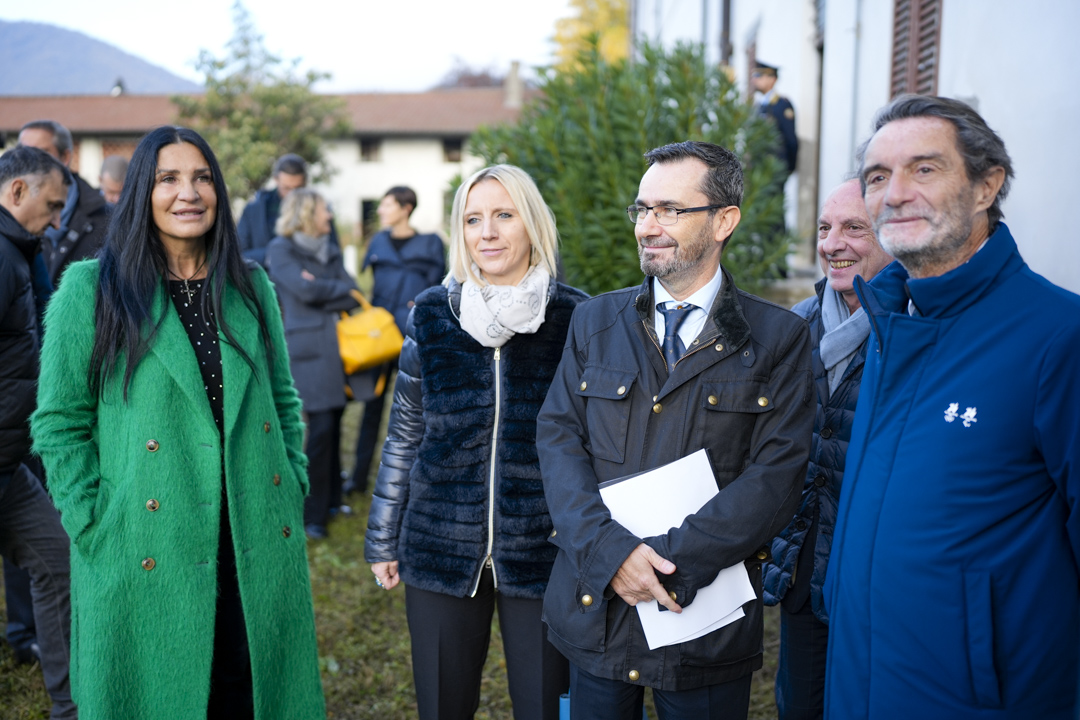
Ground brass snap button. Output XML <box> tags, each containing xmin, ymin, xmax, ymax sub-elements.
<box><xmin>263</xmin><ymin>422</ymin><xmax>271</xmax><ymax>433</ymax></box>
<box><xmin>628</xmin><ymin>670</ymin><xmax>640</xmax><ymax>681</ymax></box>
<box><xmin>146</xmin><ymin>499</ymin><xmax>159</xmax><ymax>512</ymax></box>
<box><xmin>652</xmin><ymin>403</ymin><xmax>662</xmax><ymax>414</ymax></box>
<box><xmin>757</xmin><ymin>396</ymin><xmax>769</xmax><ymax>407</ymax></box>
<box><xmin>141</xmin><ymin>558</ymin><xmax>156</xmax><ymax>571</ymax></box>
<box><xmin>282</xmin><ymin>526</ymin><xmax>292</xmax><ymax>538</ymax></box>
<box><xmin>146</xmin><ymin>439</ymin><xmax>159</xmax><ymax>452</ymax></box>
<box><xmin>273</xmin><ymin>473</ymin><xmax>281</xmax><ymax>486</ymax></box>
<box><xmin>708</xmin><ymin>395</ymin><xmax>718</xmax><ymax>406</ymax></box>
<box><xmin>616</xmin><ymin>386</ymin><xmax>626</xmax><ymax>395</ymax></box>
<box><xmin>580</xmin><ymin>381</ymin><xmax>587</xmax><ymax>391</ymax></box>
<box><xmin>715</xmin><ymin>343</ymin><xmax>724</xmax><ymax>352</ymax></box>
<box><xmin>581</xmin><ymin>594</ymin><xmax>593</xmax><ymax>606</ymax></box>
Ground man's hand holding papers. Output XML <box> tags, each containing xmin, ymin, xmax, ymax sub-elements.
<box><xmin>611</xmin><ymin>544</ymin><xmax>682</xmax><ymax>613</ymax></box>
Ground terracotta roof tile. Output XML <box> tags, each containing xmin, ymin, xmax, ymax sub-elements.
<box><xmin>0</xmin><ymin>88</ymin><xmax>528</xmax><ymax>138</ymax></box>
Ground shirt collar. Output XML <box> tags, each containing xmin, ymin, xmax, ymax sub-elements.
<box><xmin>653</xmin><ymin>261</ymin><xmax>724</xmax><ymax>312</ymax></box>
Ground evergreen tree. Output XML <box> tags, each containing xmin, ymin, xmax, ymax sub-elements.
<box><xmin>173</xmin><ymin>2</ymin><xmax>350</xmax><ymax>202</ymax></box>
<box><xmin>470</xmin><ymin>41</ymin><xmax>790</xmax><ymax>295</ymax></box>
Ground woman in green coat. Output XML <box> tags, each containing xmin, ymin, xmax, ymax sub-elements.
<box><xmin>31</xmin><ymin>127</ymin><xmax>325</xmax><ymax>719</ymax></box>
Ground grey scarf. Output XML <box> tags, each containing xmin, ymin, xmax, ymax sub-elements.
<box><xmin>818</xmin><ymin>284</ymin><xmax>871</xmax><ymax>396</ymax></box>
<box><xmin>291</xmin><ymin>231</ymin><xmax>332</xmax><ymax>264</ymax></box>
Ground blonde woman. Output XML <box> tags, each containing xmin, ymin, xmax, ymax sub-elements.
<box><xmin>365</xmin><ymin>165</ymin><xmax>587</xmax><ymax>720</ymax></box>
<box><xmin>267</xmin><ymin>188</ymin><xmax>358</xmax><ymax>539</ymax></box>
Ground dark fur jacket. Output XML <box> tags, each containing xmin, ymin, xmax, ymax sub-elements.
<box><xmin>364</xmin><ymin>277</ymin><xmax>587</xmax><ymax>599</ymax></box>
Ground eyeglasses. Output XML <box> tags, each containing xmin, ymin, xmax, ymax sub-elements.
<box><xmin>626</xmin><ymin>204</ymin><xmax>727</xmax><ymax>226</ymax></box>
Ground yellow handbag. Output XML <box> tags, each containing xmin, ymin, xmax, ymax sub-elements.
<box><xmin>337</xmin><ymin>290</ymin><xmax>404</xmax><ymax>375</ymax></box>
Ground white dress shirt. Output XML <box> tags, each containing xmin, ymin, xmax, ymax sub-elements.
<box><xmin>652</xmin><ymin>262</ymin><xmax>724</xmax><ymax>349</ymax></box>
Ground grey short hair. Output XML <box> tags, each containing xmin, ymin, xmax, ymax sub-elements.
<box><xmin>0</xmin><ymin>145</ymin><xmax>72</xmax><ymax>190</ymax></box>
<box><xmin>858</xmin><ymin>95</ymin><xmax>1014</xmax><ymax>229</ymax></box>
<box><xmin>100</xmin><ymin>154</ymin><xmax>129</xmax><ymax>182</ymax></box>
<box><xmin>273</xmin><ymin>153</ymin><xmax>307</xmax><ymax>177</ymax></box>
<box><xmin>20</xmin><ymin>120</ymin><xmax>73</xmax><ymax>158</ymax></box>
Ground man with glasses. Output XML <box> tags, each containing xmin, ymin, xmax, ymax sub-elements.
<box><xmin>538</xmin><ymin>141</ymin><xmax>814</xmax><ymax>719</ymax></box>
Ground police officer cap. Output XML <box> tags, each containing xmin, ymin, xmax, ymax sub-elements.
<box><xmin>754</xmin><ymin>61</ymin><xmax>779</xmax><ymax>77</ymax></box>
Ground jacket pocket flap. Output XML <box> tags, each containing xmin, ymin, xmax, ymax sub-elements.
<box><xmin>575</xmin><ymin>367</ymin><xmax>636</xmax><ymax>401</ymax></box>
<box><xmin>701</xmin><ymin>380</ymin><xmax>775</xmax><ymax>413</ymax></box>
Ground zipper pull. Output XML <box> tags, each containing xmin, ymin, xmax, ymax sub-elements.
<box><xmin>494</xmin><ymin>347</ymin><xmax>500</xmax><ymax>360</ymax></box>
<box><xmin>485</xmin><ymin>555</ymin><xmax>493</xmax><ymax>568</ymax></box>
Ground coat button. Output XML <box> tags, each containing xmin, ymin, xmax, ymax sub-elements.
<box><xmin>708</xmin><ymin>395</ymin><xmax>718</xmax><ymax>406</ymax></box>
<box><xmin>757</xmin><ymin>396</ymin><xmax>769</xmax><ymax>407</ymax></box>
<box><xmin>550</xmin><ymin>529</ymin><xmax>557</xmax><ymax>538</ymax></box>
<box><xmin>715</xmin><ymin>343</ymin><xmax>724</xmax><ymax>352</ymax></box>
<box><xmin>282</xmin><ymin>526</ymin><xmax>292</xmax><ymax>538</ymax></box>
<box><xmin>652</xmin><ymin>395</ymin><xmax>658</xmax><ymax>402</ymax></box>
<box><xmin>628</xmin><ymin>670</ymin><xmax>640</xmax><ymax>682</ymax></box>
<box><xmin>141</xmin><ymin>558</ymin><xmax>156</xmax><ymax>571</ymax></box>
<box><xmin>795</xmin><ymin>519</ymin><xmax>807</xmax><ymax>531</ymax></box>
<box><xmin>580</xmin><ymin>381</ymin><xmax>587</xmax><ymax>391</ymax></box>
<box><xmin>263</xmin><ymin>422</ymin><xmax>271</xmax><ymax>433</ymax></box>
<box><xmin>273</xmin><ymin>473</ymin><xmax>281</xmax><ymax>486</ymax></box>
<box><xmin>581</xmin><ymin>594</ymin><xmax>593</xmax><ymax>606</ymax></box>
<box><xmin>669</xmin><ymin>591</ymin><xmax>677</xmax><ymax>601</ymax></box>
<box><xmin>820</xmin><ymin>427</ymin><xmax>833</xmax><ymax>439</ymax></box>
<box><xmin>652</xmin><ymin>403</ymin><xmax>662</xmax><ymax>414</ymax></box>
<box><xmin>756</xmin><ymin>549</ymin><xmax>769</xmax><ymax>561</ymax></box>
<box><xmin>146</xmin><ymin>439</ymin><xmax>159</xmax><ymax>452</ymax></box>
<box><xmin>814</xmin><ymin>474</ymin><xmax>826</xmax><ymax>488</ymax></box>
<box><xmin>146</xmin><ymin>499</ymin><xmax>159</xmax><ymax>512</ymax></box>
<box><xmin>617</xmin><ymin>385</ymin><xmax>626</xmax><ymax>395</ymax></box>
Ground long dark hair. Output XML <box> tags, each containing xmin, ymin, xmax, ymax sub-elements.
<box><xmin>89</xmin><ymin>126</ymin><xmax>273</xmax><ymax>398</ymax></box>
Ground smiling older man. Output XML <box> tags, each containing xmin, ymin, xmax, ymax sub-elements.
<box><xmin>824</xmin><ymin>95</ymin><xmax>1080</xmax><ymax>719</ymax></box>
<box><xmin>763</xmin><ymin>178</ymin><xmax>892</xmax><ymax>720</ymax></box>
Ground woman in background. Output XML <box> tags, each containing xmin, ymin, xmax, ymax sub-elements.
<box><xmin>31</xmin><ymin>126</ymin><xmax>325</xmax><ymax>719</ymax></box>
<box><xmin>267</xmin><ymin>188</ymin><xmax>359</xmax><ymax>539</ymax></box>
<box><xmin>346</xmin><ymin>185</ymin><xmax>444</xmax><ymax>495</ymax></box>
<box><xmin>365</xmin><ymin>165</ymin><xmax>587</xmax><ymax>720</ymax></box>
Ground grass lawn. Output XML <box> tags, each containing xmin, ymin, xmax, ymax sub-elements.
<box><xmin>0</xmin><ymin>400</ymin><xmax>781</xmax><ymax>719</ymax></box>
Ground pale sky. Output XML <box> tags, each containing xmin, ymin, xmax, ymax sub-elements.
<box><xmin>0</xmin><ymin>0</ymin><xmax>574</xmax><ymax>92</ymax></box>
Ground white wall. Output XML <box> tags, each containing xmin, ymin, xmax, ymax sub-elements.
<box><xmin>316</xmin><ymin>137</ymin><xmax>484</xmax><ymax>238</ymax></box>
<box><xmin>936</xmin><ymin>0</ymin><xmax>1080</xmax><ymax>292</ymax></box>
<box><xmin>76</xmin><ymin>138</ymin><xmax>104</xmax><ymax>185</ymax></box>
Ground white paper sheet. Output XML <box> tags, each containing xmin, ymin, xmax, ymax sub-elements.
<box><xmin>599</xmin><ymin>449</ymin><xmax>757</xmax><ymax>650</ymax></box>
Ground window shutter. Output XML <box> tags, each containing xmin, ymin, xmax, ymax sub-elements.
<box><xmin>890</xmin><ymin>0</ymin><xmax>942</xmax><ymax>97</ymax></box>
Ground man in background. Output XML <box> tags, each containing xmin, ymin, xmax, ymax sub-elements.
<box><xmin>0</xmin><ymin>145</ymin><xmax>76</xmax><ymax>720</ymax></box>
<box><xmin>97</xmin><ymin>154</ymin><xmax>128</xmax><ymax>205</ymax></box>
<box><xmin>238</xmin><ymin>153</ymin><xmax>337</xmax><ymax>266</ymax></box>
<box><xmin>752</xmin><ymin>61</ymin><xmax>798</xmax><ymax>176</ymax></box>
<box><xmin>18</xmin><ymin>119</ymin><xmax>110</xmax><ymax>286</ymax></box>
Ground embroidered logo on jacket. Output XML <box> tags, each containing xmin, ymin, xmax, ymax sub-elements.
<box><xmin>944</xmin><ymin>403</ymin><xmax>977</xmax><ymax>427</ymax></box>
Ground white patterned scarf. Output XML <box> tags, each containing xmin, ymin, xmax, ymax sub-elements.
<box><xmin>459</xmin><ymin>264</ymin><xmax>551</xmax><ymax>348</ymax></box>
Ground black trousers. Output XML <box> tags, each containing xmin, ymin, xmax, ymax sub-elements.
<box><xmin>775</xmin><ymin>596</ymin><xmax>828</xmax><ymax>720</ymax></box>
<box><xmin>405</xmin><ymin>568</ymin><xmax>569</xmax><ymax>720</ymax></box>
<box><xmin>569</xmin><ymin>663</ymin><xmax>751</xmax><ymax>720</ymax></box>
<box><xmin>303</xmin><ymin>408</ymin><xmax>344</xmax><ymax>528</ymax></box>
<box><xmin>350</xmin><ymin>364</ymin><xmax>396</xmax><ymax>493</ymax></box>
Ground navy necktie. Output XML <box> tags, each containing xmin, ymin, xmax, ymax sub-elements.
<box><xmin>657</xmin><ymin>303</ymin><xmax>695</xmax><ymax>371</ymax></box>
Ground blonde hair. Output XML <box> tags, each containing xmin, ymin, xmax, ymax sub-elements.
<box><xmin>445</xmin><ymin>164</ymin><xmax>559</xmax><ymax>286</ymax></box>
<box><xmin>275</xmin><ymin>187</ymin><xmax>325</xmax><ymax>238</ymax></box>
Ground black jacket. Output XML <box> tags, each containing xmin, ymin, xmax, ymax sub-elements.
<box><xmin>759</xmin><ymin>94</ymin><xmax>799</xmax><ymax>174</ymax></box>
<box><xmin>0</xmin><ymin>205</ymin><xmax>43</xmax><ymax>473</ymax></box>
<box><xmin>266</xmin><ymin>236</ymin><xmax>358</xmax><ymax>413</ymax></box>
<box><xmin>763</xmin><ymin>279</ymin><xmax>869</xmax><ymax>623</ymax></box>
<box><xmin>364</xmin><ymin>279</ymin><xmax>588</xmax><ymax>599</ymax></box>
<box><xmin>537</xmin><ymin>269</ymin><xmax>814</xmax><ymax>690</ymax></box>
<box><xmin>41</xmin><ymin>173</ymin><xmax>109</xmax><ymax>285</ymax></box>
<box><xmin>363</xmin><ymin>230</ymin><xmax>446</xmax><ymax>333</ymax></box>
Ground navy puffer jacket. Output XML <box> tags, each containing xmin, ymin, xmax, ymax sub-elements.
<box><xmin>763</xmin><ymin>278</ymin><xmax>868</xmax><ymax>623</ymax></box>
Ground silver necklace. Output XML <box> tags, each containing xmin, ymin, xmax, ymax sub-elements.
<box><xmin>168</xmin><ymin>260</ymin><xmax>207</xmax><ymax>305</ymax></box>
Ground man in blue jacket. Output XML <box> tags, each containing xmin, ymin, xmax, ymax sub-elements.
<box><xmin>825</xmin><ymin>95</ymin><xmax>1080</xmax><ymax>719</ymax></box>
<box><xmin>537</xmin><ymin>141</ymin><xmax>813</xmax><ymax>719</ymax></box>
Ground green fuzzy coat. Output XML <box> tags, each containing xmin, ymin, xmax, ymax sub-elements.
<box><xmin>31</xmin><ymin>260</ymin><xmax>326</xmax><ymax>719</ymax></box>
